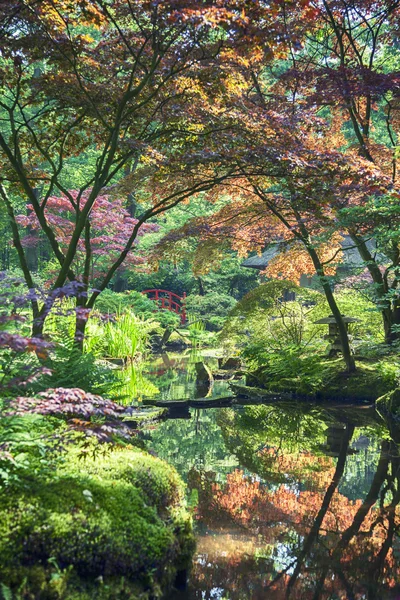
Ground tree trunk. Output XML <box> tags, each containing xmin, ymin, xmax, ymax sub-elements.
<box><xmin>32</xmin><ymin>313</ymin><xmax>45</xmax><ymax>338</ymax></box>
<box><xmin>382</xmin><ymin>306</ymin><xmax>400</xmax><ymax>344</ymax></box>
<box><xmin>348</xmin><ymin>232</ymin><xmax>400</xmax><ymax>344</ymax></box>
<box><xmin>74</xmin><ymin>298</ymin><xmax>90</xmax><ymax>351</ymax></box>
<box><xmin>308</xmin><ymin>247</ymin><xmax>356</xmax><ymax>372</ymax></box>
<box><xmin>31</xmin><ymin>297</ymin><xmax>58</xmax><ymax>339</ymax></box>
<box><xmin>197</xmin><ymin>277</ymin><xmax>205</xmax><ymax>296</ymax></box>
<box><xmin>26</xmin><ymin>190</ymin><xmax>40</xmax><ymax>272</ymax></box>
<box><xmin>286</xmin><ymin>422</ymin><xmax>354</xmax><ymax>596</ymax></box>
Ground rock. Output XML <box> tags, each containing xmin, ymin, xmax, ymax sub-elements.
<box><xmin>218</xmin><ymin>357</ymin><xmax>242</xmax><ymax>370</ymax></box>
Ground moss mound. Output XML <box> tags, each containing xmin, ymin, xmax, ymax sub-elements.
<box><xmin>245</xmin><ymin>358</ymin><xmax>396</xmax><ymax>403</ymax></box>
<box><xmin>318</xmin><ymin>362</ymin><xmax>395</xmax><ymax>402</ymax></box>
<box><xmin>0</xmin><ymin>448</ymin><xmax>194</xmax><ymax>599</ymax></box>
<box><xmin>66</xmin><ymin>448</ymin><xmax>184</xmax><ymax>513</ymax></box>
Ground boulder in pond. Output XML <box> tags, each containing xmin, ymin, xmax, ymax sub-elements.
<box><xmin>218</xmin><ymin>357</ymin><xmax>242</xmax><ymax>370</ymax></box>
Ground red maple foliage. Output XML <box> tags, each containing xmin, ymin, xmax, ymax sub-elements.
<box><xmin>17</xmin><ymin>191</ymin><xmax>158</xmax><ymax>284</ymax></box>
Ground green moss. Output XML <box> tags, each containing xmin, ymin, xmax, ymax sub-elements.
<box><xmin>246</xmin><ymin>358</ymin><xmax>397</xmax><ymax>402</ymax></box>
<box><xmin>65</xmin><ymin>447</ymin><xmax>184</xmax><ymax>512</ymax></box>
<box><xmin>318</xmin><ymin>362</ymin><xmax>395</xmax><ymax>402</ymax></box>
<box><xmin>0</xmin><ymin>448</ymin><xmax>194</xmax><ymax>599</ymax></box>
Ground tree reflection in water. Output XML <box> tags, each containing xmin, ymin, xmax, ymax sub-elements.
<box><xmin>150</xmin><ymin>402</ymin><xmax>400</xmax><ymax>600</ymax></box>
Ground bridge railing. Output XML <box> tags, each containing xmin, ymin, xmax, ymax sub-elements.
<box><xmin>141</xmin><ymin>289</ymin><xmax>187</xmax><ymax>324</ymax></box>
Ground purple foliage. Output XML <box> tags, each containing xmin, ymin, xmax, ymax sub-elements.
<box><xmin>0</xmin><ymin>332</ymin><xmax>52</xmax><ymax>354</ymax></box>
<box><xmin>9</xmin><ymin>387</ymin><xmax>125</xmax><ymax>418</ymax></box>
<box><xmin>7</xmin><ymin>388</ymin><xmax>136</xmax><ymax>442</ymax></box>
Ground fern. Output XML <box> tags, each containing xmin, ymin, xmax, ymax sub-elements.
<box><xmin>36</xmin><ymin>346</ymin><xmax>119</xmax><ymax>396</ymax></box>
<box><xmin>0</xmin><ymin>583</ymin><xmax>13</xmax><ymax>600</ymax></box>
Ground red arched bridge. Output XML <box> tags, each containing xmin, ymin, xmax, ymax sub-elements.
<box><xmin>141</xmin><ymin>289</ymin><xmax>187</xmax><ymax>324</ymax></box>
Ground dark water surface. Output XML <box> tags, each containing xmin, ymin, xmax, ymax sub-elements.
<box><xmin>143</xmin><ymin>353</ymin><xmax>400</xmax><ymax>600</ymax></box>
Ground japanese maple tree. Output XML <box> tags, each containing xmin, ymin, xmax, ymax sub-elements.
<box><xmin>259</xmin><ymin>0</ymin><xmax>400</xmax><ymax>341</ymax></box>
<box><xmin>17</xmin><ymin>190</ymin><xmax>158</xmax><ymax>284</ymax></box>
<box><xmin>1</xmin><ymin>0</ymin><xmax>278</xmax><ymax>343</ymax></box>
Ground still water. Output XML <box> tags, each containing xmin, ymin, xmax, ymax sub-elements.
<box><xmin>142</xmin><ymin>352</ymin><xmax>400</xmax><ymax>600</ymax></box>
<box><xmin>142</xmin><ymin>349</ymin><xmax>234</xmax><ymax>401</ymax></box>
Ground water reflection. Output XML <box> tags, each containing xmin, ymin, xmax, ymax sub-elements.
<box><xmin>147</xmin><ymin>401</ymin><xmax>400</xmax><ymax>600</ymax></box>
<box><xmin>143</xmin><ymin>350</ymin><xmax>234</xmax><ymax>401</ymax></box>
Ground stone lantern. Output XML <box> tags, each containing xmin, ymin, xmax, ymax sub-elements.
<box><xmin>313</xmin><ymin>314</ymin><xmax>360</xmax><ymax>355</ymax></box>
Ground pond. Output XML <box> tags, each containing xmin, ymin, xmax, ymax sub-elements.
<box><xmin>141</xmin><ymin>352</ymin><xmax>400</xmax><ymax>600</ymax></box>
<box><xmin>141</xmin><ymin>349</ymin><xmax>235</xmax><ymax>402</ymax></box>
<box><xmin>113</xmin><ymin>348</ymin><xmax>235</xmax><ymax>404</ymax></box>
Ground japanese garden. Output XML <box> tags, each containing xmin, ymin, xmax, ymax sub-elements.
<box><xmin>1</xmin><ymin>1</ymin><xmax>400</xmax><ymax>598</ymax></box>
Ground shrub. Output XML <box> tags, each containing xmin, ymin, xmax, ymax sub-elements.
<box><xmin>38</xmin><ymin>346</ymin><xmax>120</xmax><ymax>397</ymax></box>
<box><xmin>220</xmin><ymin>282</ymin><xmax>324</xmax><ymax>355</ymax></box>
<box><xmin>7</xmin><ymin>388</ymin><xmax>135</xmax><ymax>443</ymax></box>
<box><xmin>0</xmin><ymin>412</ymin><xmax>67</xmax><ymax>489</ymax></box>
<box><xmin>95</xmin><ymin>290</ymin><xmax>181</xmax><ymax>329</ymax></box>
<box><xmin>242</xmin><ymin>343</ymin><xmax>332</xmax><ymax>394</ymax></box>
<box><xmin>184</xmin><ymin>292</ymin><xmax>237</xmax><ymax>331</ymax></box>
<box><xmin>95</xmin><ymin>289</ymin><xmax>155</xmax><ymax>315</ymax></box>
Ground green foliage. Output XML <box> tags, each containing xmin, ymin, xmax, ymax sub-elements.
<box><xmin>244</xmin><ymin>352</ymin><xmax>397</xmax><ymax>401</ymax></box>
<box><xmin>154</xmin><ymin>309</ymin><xmax>182</xmax><ymax>329</ymax></box>
<box><xmin>127</xmin><ymin>261</ymin><xmax>198</xmax><ymax>298</ymax></box>
<box><xmin>85</xmin><ymin>312</ymin><xmax>153</xmax><ymax>360</ymax></box>
<box><xmin>221</xmin><ymin>282</ymin><xmax>324</xmax><ymax>356</ymax></box>
<box><xmin>222</xmin><ymin>281</ymin><xmax>386</xmax><ymax>369</ymax></box>
<box><xmin>38</xmin><ymin>347</ymin><xmax>119</xmax><ymax>397</ymax></box>
<box><xmin>95</xmin><ymin>289</ymin><xmax>154</xmax><ymax>315</ymax></box>
<box><xmin>185</xmin><ymin>292</ymin><xmax>237</xmax><ymax>331</ymax></box>
<box><xmin>229</xmin><ymin>280</ymin><xmax>300</xmax><ymax>316</ymax></box>
<box><xmin>375</xmin><ymin>359</ymin><xmax>400</xmax><ymax>388</ymax></box>
<box><xmin>0</xmin><ymin>413</ymin><xmax>67</xmax><ymax>489</ymax></box>
<box><xmin>0</xmin><ymin>447</ymin><xmax>194</xmax><ymax>598</ymax></box>
<box><xmin>187</xmin><ymin>316</ymin><xmax>207</xmax><ymax>347</ymax></box>
<box><xmin>0</xmin><ymin>347</ymin><xmax>41</xmax><ymax>396</ymax></box>
<box><xmin>41</xmin><ymin>302</ymin><xmax>156</xmax><ymax>395</ymax></box>
<box><xmin>312</xmin><ymin>289</ymin><xmax>383</xmax><ymax>343</ymax></box>
<box><xmin>95</xmin><ymin>290</ymin><xmax>181</xmax><ymax>329</ymax></box>
<box><xmin>243</xmin><ymin>345</ymin><xmax>333</xmax><ymax>395</ymax></box>
<box><xmin>195</xmin><ymin>256</ymin><xmax>259</xmax><ymax>299</ymax></box>
<box><xmin>0</xmin><ymin>583</ymin><xmax>12</xmax><ymax>600</ymax></box>
<box><xmin>43</xmin><ymin>303</ymin><xmax>76</xmax><ymax>343</ymax></box>
<box><xmin>220</xmin><ymin>283</ymin><xmax>398</xmax><ymax>399</ymax></box>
